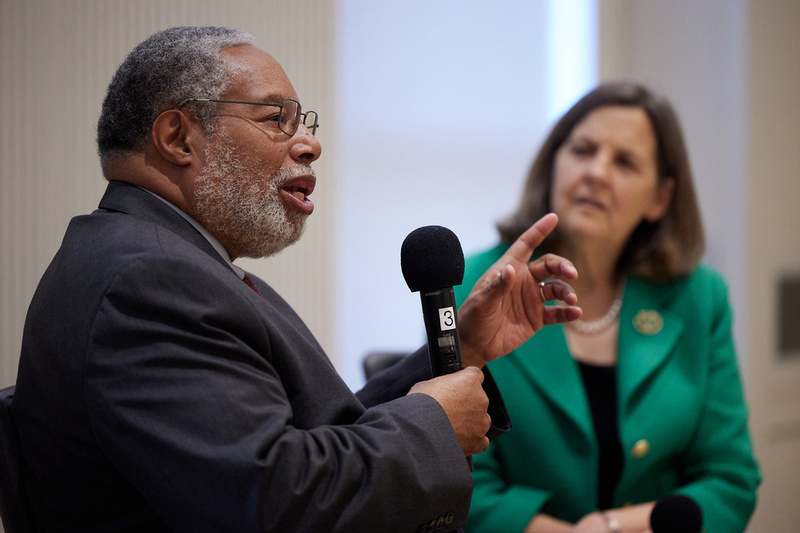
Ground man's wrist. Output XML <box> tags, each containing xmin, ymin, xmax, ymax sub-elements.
<box><xmin>458</xmin><ymin>344</ymin><xmax>486</xmax><ymax>369</ymax></box>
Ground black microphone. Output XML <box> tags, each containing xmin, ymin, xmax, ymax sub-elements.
<box><xmin>650</xmin><ymin>495</ymin><xmax>703</xmax><ymax>533</ymax></box>
<box><xmin>401</xmin><ymin>226</ymin><xmax>473</xmax><ymax>471</ymax></box>
<box><xmin>401</xmin><ymin>225</ymin><xmax>466</xmax><ymax>377</ymax></box>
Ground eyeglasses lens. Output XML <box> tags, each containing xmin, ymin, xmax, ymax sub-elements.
<box><xmin>303</xmin><ymin>111</ymin><xmax>319</xmax><ymax>135</ymax></box>
<box><xmin>280</xmin><ymin>100</ymin><xmax>301</xmax><ymax>136</ymax></box>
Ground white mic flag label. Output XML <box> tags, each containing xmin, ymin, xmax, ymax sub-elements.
<box><xmin>439</xmin><ymin>307</ymin><xmax>456</xmax><ymax>331</ymax></box>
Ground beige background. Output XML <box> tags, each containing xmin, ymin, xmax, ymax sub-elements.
<box><xmin>1</xmin><ymin>0</ymin><xmax>798</xmax><ymax>530</ymax></box>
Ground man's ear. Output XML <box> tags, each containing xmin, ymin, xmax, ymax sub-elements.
<box><xmin>151</xmin><ymin>110</ymin><xmax>201</xmax><ymax>166</ymax></box>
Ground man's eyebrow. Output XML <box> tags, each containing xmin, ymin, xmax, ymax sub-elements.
<box><xmin>257</xmin><ymin>93</ymin><xmax>288</xmax><ymax>104</ymax></box>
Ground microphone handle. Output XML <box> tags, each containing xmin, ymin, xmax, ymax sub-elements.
<box><xmin>420</xmin><ymin>287</ymin><xmax>463</xmax><ymax>376</ymax></box>
<box><xmin>419</xmin><ymin>287</ymin><xmax>473</xmax><ymax>470</ymax></box>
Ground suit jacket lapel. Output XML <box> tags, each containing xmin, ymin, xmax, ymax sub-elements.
<box><xmin>96</xmin><ymin>180</ymin><xmax>233</xmax><ymax>273</ymax></box>
<box><xmin>513</xmin><ymin>277</ymin><xmax>685</xmax><ymax>437</ymax></box>
<box><xmin>513</xmin><ymin>324</ymin><xmax>595</xmax><ymax>438</ymax></box>
<box><xmin>617</xmin><ymin>277</ymin><xmax>684</xmax><ymax>415</ymax></box>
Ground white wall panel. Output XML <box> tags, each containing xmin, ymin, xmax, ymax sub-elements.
<box><xmin>0</xmin><ymin>0</ymin><xmax>336</xmax><ymax>387</ymax></box>
<box><xmin>746</xmin><ymin>3</ymin><xmax>800</xmax><ymax>530</ymax></box>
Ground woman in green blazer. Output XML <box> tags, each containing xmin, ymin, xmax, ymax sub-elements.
<box><xmin>455</xmin><ymin>83</ymin><xmax>760</xmax><ymax>533</ymax></box>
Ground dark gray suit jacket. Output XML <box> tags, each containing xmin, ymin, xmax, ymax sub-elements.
<box><xmin>14</xmin><ymin>181</ymin><xmax>508</xmax><ymax>533</ymax></box>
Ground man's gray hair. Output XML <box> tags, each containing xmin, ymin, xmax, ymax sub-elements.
<box><xmin>97</xmin><ymin>26</ymin><xmax>254</xmax><ymax>164</ymax></box>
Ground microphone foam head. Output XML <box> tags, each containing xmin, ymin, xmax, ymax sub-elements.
<box><xmin>650</xmin><ymin>495</ymin><xmax>703</xmax><ymax>533</ymax></box>
<box><xmin>401</xmin><ymin>225</ymin><xmax>465</xmax><ymax>292</ymax></box>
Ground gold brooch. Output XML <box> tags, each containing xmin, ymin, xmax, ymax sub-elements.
<box><xmin>633</xmin><ymin>310</ymin><xmax>663</xmax><ymax>335</ymax></box>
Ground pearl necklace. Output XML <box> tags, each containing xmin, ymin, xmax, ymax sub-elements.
<box><xmin>568</xmin><ymin>282</ymin><xmax>625</xmax><ymax>335</ymax></box>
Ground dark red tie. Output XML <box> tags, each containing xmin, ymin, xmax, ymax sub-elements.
<box><xmin>242</xmin><ymin>274</ymin><xmax>260</xmax><ymax>294</ymax></box>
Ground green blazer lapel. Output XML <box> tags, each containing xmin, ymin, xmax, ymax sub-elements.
<box><xmin>617</xmin><ymin>278</ymin><xmax>684</xmax><ymax>413</ymax></box>
<box><xmin>514</xmin><ymin>323</ymin><xmax>595</xmax><ymax>438</ymax></box>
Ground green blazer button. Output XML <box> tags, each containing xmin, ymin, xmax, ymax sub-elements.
<box><xmin>632</xmin><ymin>439</ymin><xmax>650</xmax><ymax>458</ymax></box>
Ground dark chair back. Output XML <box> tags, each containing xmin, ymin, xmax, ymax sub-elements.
<box><xmin>0</xmin><ymin>386</ymin><xmax>31</xmax><ymax>533</ymax></box>
<box><xmin>362</xmin><ymin>352</ymin><xmax>408</xmax><ymax>380</ymax></box>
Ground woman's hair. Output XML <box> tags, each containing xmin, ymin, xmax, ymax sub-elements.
<box><xmin>497</xmin><ymin>81</ymin><xmax>704</xmax><ymax>280</ymax></box>
<box><xmin>96</xmin><ymin>26</ymin><xmax>254</xmax><ymax>164</ymax></box>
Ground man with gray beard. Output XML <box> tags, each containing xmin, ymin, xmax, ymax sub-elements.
<box><xmin>192</xmin><ymin>130</ymin><xmax>310</xmax><ymax>258</ymax></box>
<box><xmin>12</xmin><ymin>26</ymin><xmax>580</xmax><ymax>533</ymax></box>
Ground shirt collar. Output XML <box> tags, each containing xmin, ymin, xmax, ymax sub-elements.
<box><xmin>137</xmin><ymin>187</ymin><xmax>246</xmax><ymax>279</ymax></box>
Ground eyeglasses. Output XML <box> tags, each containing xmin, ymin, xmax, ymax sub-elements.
<box><xmin>176</xmin><ymin>97</ymin><xmax>319</xmax><ymax>136</ymax></box>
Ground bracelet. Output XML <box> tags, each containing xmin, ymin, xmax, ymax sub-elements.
<box><xmin>601</xmin><ymin>512</ymin><xmax>621</xmax><ymax>533</ymax></box>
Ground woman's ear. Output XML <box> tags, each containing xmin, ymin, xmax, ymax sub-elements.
<box><xmin>151</xmin><ymin>110</ymin><xmax>200</xmax><ymax>166</ymax></box>
<box><xmin>645</xmin><ymin>176</ymin><xmax>676</xmax><ymax>223</ymax></box>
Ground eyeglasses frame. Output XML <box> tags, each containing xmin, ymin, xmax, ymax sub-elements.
<box><xmin>175</xmin><ymin>97</ymin><xmax>319</xmax><ymax>136</ymax></box>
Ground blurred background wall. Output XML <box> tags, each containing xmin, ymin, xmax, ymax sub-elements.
<box><xmin>1</xmin><ymin>0</ymin><xmax>797</xmax><ymax>530</ymax></box>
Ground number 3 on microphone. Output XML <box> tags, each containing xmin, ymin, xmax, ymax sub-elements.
<box><xmin>439</xmin><ymin>307</ymin><xmax>456</xmax><ymax>331</ymax></box>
